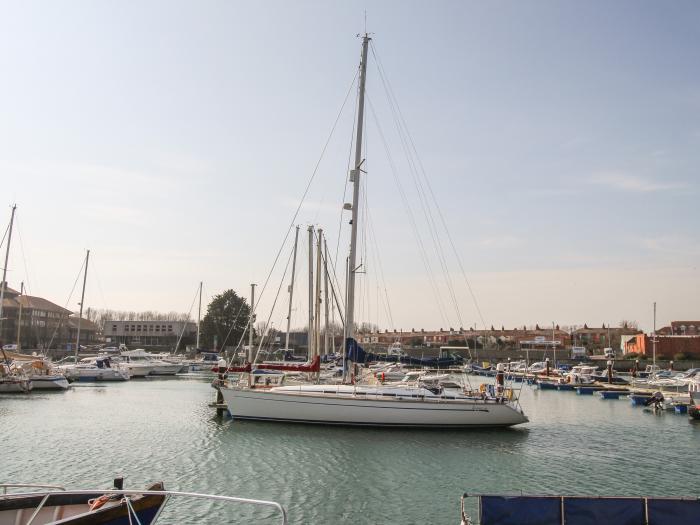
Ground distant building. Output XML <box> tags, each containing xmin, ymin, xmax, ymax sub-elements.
<box><xmin>571</xmin><ymin>325</ymin><xmax>642</xmax><ymax>350</ymax></box>
<box><xmin>624</xmin><ymin>334</ymin><xmax>700</xmax><ymax>359</ymax></box>
<box><xmin>103</xmin><ymin>319</ymin><xmax>197</xmax><ymax>347</ymax></box>
<box><xmin>0</xmin><ymin>282</ymin><xmax>80</xmax><ymax>349</ymax></box>
<box><xmin>657</xmin><ymin>321</ymin><xmax>700</xmax><ymax>336</ymax></box>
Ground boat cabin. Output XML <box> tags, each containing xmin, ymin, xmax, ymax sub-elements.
<box><xmin>250</xmin><ymin>370</ymin><xmax>285</xmax><ymax>389</ymax></box>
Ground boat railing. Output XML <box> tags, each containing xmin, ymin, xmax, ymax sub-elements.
<box><xmin>0</xmin><ymin>483</ymin><xmax>66</xmax><ymax>495</ymax></box>
<box><xmin>3</xmin><ymin>488</ymin><xmax>288</xmax><ymax>525</ymax></box>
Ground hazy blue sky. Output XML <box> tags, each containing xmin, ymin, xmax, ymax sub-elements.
<box><xmin>1</xmin><ymin>1</ymin><xmax>698</xmax><ymax>333</ymax></box>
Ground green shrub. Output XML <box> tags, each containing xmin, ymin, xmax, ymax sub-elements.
<box><xmin>673</xmin><ymin>352</ymin><xmax>688</xmax><ymax>361</ymax></box>
<box><xmin>623</xmin><ymin>352</ymin><xmax>640</xmax><ymax>359</ymax></box>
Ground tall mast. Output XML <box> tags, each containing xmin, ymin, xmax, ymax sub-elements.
<box><xmin>307</xmin><ymin>225</ymin><xmax>314</xmax><ymax>358</ymax></box>
<box><xmin>346</xmin><ymin>34</ymin><xmax>370</xmax><ymax>343</ymax></box>
<box><xmin>196</xmin><ymin>281</ymin><xmax>202</xmax><ymax>350</ymax></box>
<box><xmin>652</xmin><ymin>301</ymin><xmax>656</xmax><ymax>370</ymax></box>
<box><xmin>248</xmin><ymin>283</ymin><xmax>256</xmax><ymax>362</ymax></box>
<box><xmin>323</xmin><ymin>238</ymin><xmax>330</xmax><ymax>356</ymax></box>
<box><xmin>16</xmin><ymin>282</ymin><xmax>24</xmax><ymax>350</ymax></box>
<box><xmin>75</xmin><ymin>249</ymin><xmax>90</xmax><ymax>363</ymax></box>
<box><xmin>315</xmin><ymin>228</ymin><xmax>323</xmax><ymax>357</ymax></box>
<box><xmin>0</xmin><ymin>204</ymin><xmax>17</xmax><ymax>346</ymax></box>
<box><xmin>285</xmin><ymin>226</ymin><xmax>300</xmax><ymax>352</ymax></box>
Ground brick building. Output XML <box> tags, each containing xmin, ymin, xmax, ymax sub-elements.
<box><xmin>624</xmin><ymin>334</ymin><xmax>700</xmax><ymax>359</ymax></box>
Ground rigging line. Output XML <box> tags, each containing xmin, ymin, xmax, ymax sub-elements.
<box><xmin>88</xmin><ymin>255</ymin><xmax>109</xmax><ymax>312</ymax></box>
<box><xmin>321</xmin><ymin>238</ymin><xmax>346</xmax><ymax>326</ymax></box>
<box><xmin>365</xmin><ymin>205</ymin><xmax>395</xmax><ymax>329</ymax></box>
<box><xmin>252</xmin><ymin>232</ymin><xmax>295</xmax><ymax>366</ymax></box>
<box><xmin>366</xmin><ymin>94</ymin><xmax>451</xmax><ymax>328</ymax></box>
<box><xmin>370</xmin><ymin>45</ymin><xmax>463</xmax><ymax>332</ymax></box>
<box><xmin>371</xmin><ymin>42</ymin><xmax>487</xmax><ymax>330</ymax></box>
<box><xmin>218</xmin><ymin>297</ymin><xmax>249</xmax><ymax>352</ymax></box>
<box><xmin>0</xmin><ymin>222</ymin><xmax>9</xmax><ymax>254</ymax></box>
<box><xmin>174</xmin><ymin>283</ymin><xmax>200</xmax><ymax>354</ymax></box>
<box><xmin>14</xmin><ymin>217</ymin><xmax>33</xmax><ymax>297</ymax></box>
<box><xmin>46</xmin><ymin>255</ymin><xmax>86</xmax><ymax>351</ymax></box>
<box><xmin>335</xmin><ymin>70</ymin><xmax>360</xmax><ymax>271</ymax></box>
<box><xmin>251</xmin><ymin>69</ymin><xmax>359</xmax><ymax>321</ymax></box>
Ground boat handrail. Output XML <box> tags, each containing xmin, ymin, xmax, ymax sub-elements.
<box><xmin>0</xmin><ymin>483</ymin><xmax>66</xmax><ymax>495</ymax></box>
<box><xmin>4</xmin><ymin>489</ymin><xmax>288</xmax><ymax>525</ymax></box>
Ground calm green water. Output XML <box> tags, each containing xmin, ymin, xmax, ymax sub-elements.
<box><xmin>1</xmin><ymin>376</ymin><xmax>698</xmax><ymax>524</ymax></box>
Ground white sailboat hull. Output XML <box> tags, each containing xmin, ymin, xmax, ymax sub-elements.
<box><xmin>28</xmin><ymin>375</ymin><xmax>70</xmax><ymax>390</ymax></box>
<box><xmin>0</xmin><ymin>378</ymin><xmax>32</xmax><ymax>393</ymax></box>
<box><xmin>64</xmin><ymin>367</ymin><xmax>130</xmax><ymax>382</ymax></box>
<box><xmin>221</xmin><ymin>386</ymin><xmax>528</xmax><ymax>427</ymax></box>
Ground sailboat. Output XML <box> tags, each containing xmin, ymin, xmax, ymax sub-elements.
<box><xmin>220</xmin><ymin>35</ymin><xmax>528</xmax><ymax>428</ymax></box>
<box><xmin>61</xmin><ymin>251</ymin><xmax>130</xmax><ymax>382</ymax></box>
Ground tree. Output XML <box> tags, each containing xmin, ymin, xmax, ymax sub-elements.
<box><xmin>200</xmin><ymin>290</ymin><xmax>251</xmax><ymax>350</ymax></box>
<box><xmin>619</xmin><ymin>320</ymin><xmax>639</xmax><ymax>330</ymax></box>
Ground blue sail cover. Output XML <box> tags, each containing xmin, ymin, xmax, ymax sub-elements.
<box><xmin>648</xmin><ymin>498</ymin><xmax>700</xmax><ymax>525</ymax></box>
<box><xmin>481</xmin><ymin>496</ymin><xmax>561</xmax><ymax>525</ymax></box>
<box><xmin>563</xmin><ymin>497</ymin><xmax>644</xmax><ymax>525</ymax></box>
<box><xmin>345</xmin><ymin>338</ymin><xmax>367</xmax><ymax>363</ymax></box>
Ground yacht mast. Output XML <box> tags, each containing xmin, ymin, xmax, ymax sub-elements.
<box><xmin>16</xmin><ymin>282</ymin><xmax>24</xmax><ymax>350</ymax></box>
<box><xmin>308</xmin><ymin>226</ymin><xmax>314</xmax><ymax>358</ymax></box>
<box><xmin>0</xmin><ymin>204</ymin><xmax>17</xmax><ymax>347</ymax></box>
<box><xmin>74</xmin><ymin>249</ymin><xmax>90</xmax><ymax>364</ymax></box>
<box><xmin>346</xmin><ymin>33</ymin><xmax>370</xmax><ymax>343</ymax></box>
<box><xmin>285</xmin><ymin>226</ymin><xmax>300</xmax><ymax>352</ymax></box>
<box><xmin>196</xmin><ymin>281</ymin><xmax>202</xmax><ymax>350</ymax></box>
<box><xmin>652</xmin><ymin>301</ymin><xmax>656</xmax><ymax>370</ymax></box>
<box><xmin>323</xmin><ymin>237</ymin><xmax>330</xmax><ymax>356</ymax></box>
<box><xmin>248</xmin><ymin>283</ymin><xmax>256</xmax><ymax>363</ymax></box>
<box><xmin>315</xmin><ymin>228</ymin><xmax>323</xmax><ymax>357</ymax></box>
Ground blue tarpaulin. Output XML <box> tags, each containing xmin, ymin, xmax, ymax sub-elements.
<box><xmin>648</xmin><ymin>498</ymin><xmax>700</xmax><ymax>525</ymax></box>
<box><xmin>476</xmin><ymin>494</ymin><xmax>700</xmax><ymax>525</ymax></box>
<box><xmin>563</xmin><ymin>497</ymin><xmax>644</xmax><ymax>525</ymax></box>
<box><xmin>481</xmin><ymin>496</ymin><xmax>561</xmax><ymax>525</ymax></box>
<box><xmin>345</xmin><ymin>338</ymin><xmax>367</xmax><ymax>363</ymax></box>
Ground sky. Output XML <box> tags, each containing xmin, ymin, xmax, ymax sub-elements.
<box><xmin>1</xmin><ymin>1</ymin><xmax>698</xmax><ymax>334</ymax></box>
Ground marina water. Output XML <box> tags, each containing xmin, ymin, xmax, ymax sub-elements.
<box><xmin>2</xmin><ymin>376</ymin><xmax>698</xmax><ymax>524</ymax></box>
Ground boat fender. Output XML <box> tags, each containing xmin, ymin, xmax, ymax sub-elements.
<box><xmin>479</xmin><ymin>383</ymin><xmax>486</xmax><ymax>393</ymax></box>
<box><xmin>380</xmin><ymin>372</ymin><xmax>385</xmax><ymax>383</ymax></box>
<box><xmin>88</xmin><ymin>495</ymin><xmax>111</xmax><ymax>511</ymax></box>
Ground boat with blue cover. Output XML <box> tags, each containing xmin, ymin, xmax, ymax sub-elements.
<box><xmin>460</xmin><ymin>492</ymin><xmax>700</xmax><ymax>525</ymax></box>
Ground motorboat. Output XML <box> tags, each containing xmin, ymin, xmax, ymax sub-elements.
<box><xmin>561</xmin><ymin>365</ymin><xmax>598</xmax><ymax>385</ymax></box>
<box><xmin>60</xmin><ymin>357</ymin><xmax>130</xmax><ymax>382</ymax></box>
<box><xmin>119</xmin><ymin>349</ymin><xmax>182</xmax><ymax>376</ymax></box>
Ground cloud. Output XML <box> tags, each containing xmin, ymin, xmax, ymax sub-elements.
<box><xmin>589</xmin><ymin>172</ymin><xmax>685</xmax><ymax>193</ymax></box>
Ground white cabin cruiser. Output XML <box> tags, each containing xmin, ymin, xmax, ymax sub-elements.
<box><xmin>120</xmin><ymin>349</ymin><xmax>182</xmax><ymax>376</ymax></box>
<box><xmin>61</xmin><ymin>356</ymin><xmax>130</xmax><ymax>382</ymax></box>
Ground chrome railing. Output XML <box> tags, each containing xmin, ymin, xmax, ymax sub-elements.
<box><xmin>2</xmin><ymin>488</ymin><xmax>287</xmax><ymax>525</ymax></box>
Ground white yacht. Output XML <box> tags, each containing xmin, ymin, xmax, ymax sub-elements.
<box><xmin>220</xmin><ymin>35</ymin><xmax>528</xmax><ymax>429</ymax></box>
<box><xmin>221</xmin><ymin>378</ymin><xmax>527</xmax><ymax>427</ymax></box>
<box><xmin>61</xmin><ymin>357</ymin><xmax>130</xmax><ymax>382</ymax></box>
<box><xmin>120</xmin><ymin>349</ymin><xmax>182</xmax><ymax>376</ymax></box>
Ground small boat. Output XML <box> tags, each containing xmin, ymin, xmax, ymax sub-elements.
<box><xmin>460</xmin><ymin>491</ymin><xmax>700</xmax><ymax>525</ymax></box>
<box><xmin>598</xmin><ymin>390</ymin><xmax>624</xmax><ymax>400</ymax></box>
<box><xmin>0</xmin><ymin>479</ymin><xmax>289</xmax><ymax>524</ymax></box>
<box><xmin>0</xmin><ymin>481</ymin><xmax>166</xmax><ymax>525</ymax></box>
<box><xmin>10</xmin><ymin>359</ymin><xmax>69</xmax><ymax>390</ymax></box>
<box><xmin>0</xmin><ymin>363</ymin><xmax>32</xmax><ymax>393</ymax></box>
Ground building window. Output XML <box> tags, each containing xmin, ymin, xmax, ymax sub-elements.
<box><xmin>168</xmin><ymin>325</ymin><xmax>173</xmax><ymax>332</ymax></box>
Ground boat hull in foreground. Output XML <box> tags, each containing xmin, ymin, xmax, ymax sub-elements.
<box><xmin>221</xmin><ymin>385</ymin><xmax>528</xmax><ymax>427</ymax></box>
